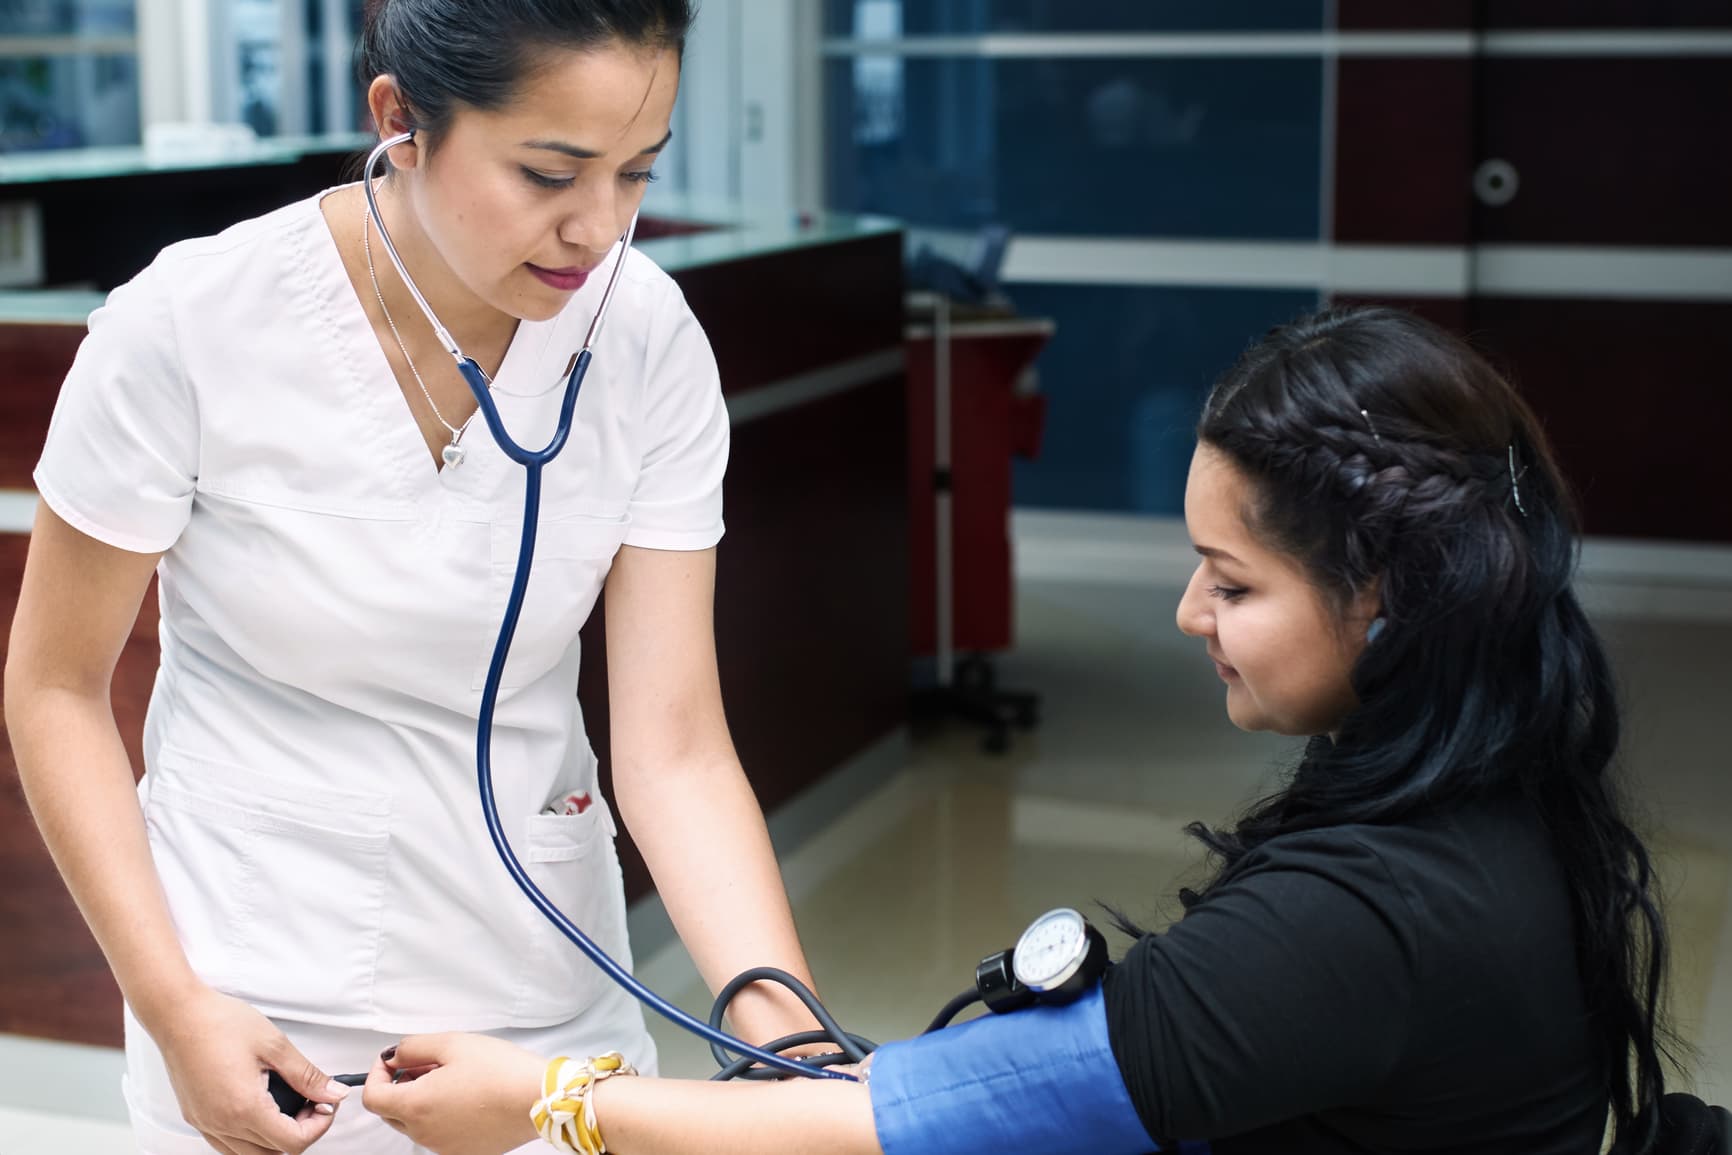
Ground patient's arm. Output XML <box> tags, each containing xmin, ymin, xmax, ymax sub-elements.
<box><xmin>360</xmin><ymin>1032</ymin><xmax>879</xmax><ymax>1155</ymax></box>
<box><xmin>593</xmin><ymin>1074</ymin><xmax>879</xmax><ymax>1155</ymax></box>
<box><xmin>365</xmin><ymin>983</ymin><xmax>1158</xmax><ymax>1155</ymax></box>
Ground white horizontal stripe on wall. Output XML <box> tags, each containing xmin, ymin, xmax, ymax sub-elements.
<box><xmin>1480</xmin><ymin>31</ymin><xmax>1732</xmax><ymax>57</ymax></box>
<box><xmin>1011</xmin><ymin>510</ymin><xmax>1732</xmax><ymax>624</ymax></box>
<box><xmin>910</xmin><ymin>230</ymin><xmax>1732</xmax><ymax>301</ymax></box>
<box><xmin>997</xmin><ymin>238</ymin><xmax>1474</xmax><ymax>297</ymax></box>
<box><xmin>822</xmin><ymin>31</ymin><xmax>1732</xmax><ymax>59</ymax></box>
<box><xmin>823</xmin><ymin>33</ymin><xmax>1476</xmax><ymax>58</ymax></box>
<box><xmin>0</xmin><ymin>36</ymin><xmax>139</xmax><ymax>57</ymax></box>
<box><xmin>1331</xmin><ymin>246</ymin><xmax>1473</xmax><ymax>296</ymax></box>
<box><xmin>1473</xmin><ymin>247</ymin><xmax>1732</xmax><ymax>302</ymax></box>
<box><xmin>1002</xmin><ymin>237</ymin><xmax>1330</xmax><ymax>291</ymax></box>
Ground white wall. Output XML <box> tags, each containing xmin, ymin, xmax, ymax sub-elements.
<box><xmin>660</xmin><ymin>0</ymin><xmax>816</xmax><ymax>213</ymax></box>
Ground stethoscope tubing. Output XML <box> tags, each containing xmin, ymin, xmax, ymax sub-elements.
<box><xmin>361</xmin><ymin>132</ymin><xmax>850</xmax><ymax>1082</ymax></box>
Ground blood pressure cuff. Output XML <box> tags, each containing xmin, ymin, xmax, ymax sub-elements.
<box><xmin>867</xmin><ymin>985</ymin><xmax>1175</xmax><ymax>1155</ymax></box>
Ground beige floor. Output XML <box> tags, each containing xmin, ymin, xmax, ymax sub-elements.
<box><xmin>2</xmin><ymin>575</ymin><xmax>1728</xmax><ymax>1151</ymax></box>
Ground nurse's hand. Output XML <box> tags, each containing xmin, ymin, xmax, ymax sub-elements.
<box><xmin>362</xmin><ymin>1033</ymin><xmax>545</xmax><ymax>1155</ymax></box>
<box><xmin>152</xmin><ymin>985</ymin><xmax>347</xmax><ymax>1154</ymax></box>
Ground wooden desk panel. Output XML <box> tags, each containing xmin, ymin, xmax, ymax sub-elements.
<box><xmin>0</xmin><ymin>535</ymin><xmax>159</xmax><ymax>1047</ymax></box>
<box><xmin>0</xmin><ymin>327</ymin><xmax>87</xmax><ymax>489</ymax></box>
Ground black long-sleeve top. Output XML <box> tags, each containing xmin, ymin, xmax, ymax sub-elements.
<box><xmin>1102</xmin><ymin>794</ymin><xmax>1610</xmax><ymax>1153</ymax></box>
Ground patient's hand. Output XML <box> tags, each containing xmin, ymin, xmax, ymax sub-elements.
<box><xmin>361</xmin><ymin>1032</ymin><xmax>545</xmax><ymax>1155</ymax></box>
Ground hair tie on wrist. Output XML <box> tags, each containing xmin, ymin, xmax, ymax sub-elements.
<box><xmin>532</xmin><ymin>1052</ymin><xmax>637</xmax><ymax>1155</ymax></box>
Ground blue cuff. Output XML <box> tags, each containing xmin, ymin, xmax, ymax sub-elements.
<box><xmin>868</xmin><ymin>986</ymin><xmax>1162</xmax><ymax>1155</ymax></box>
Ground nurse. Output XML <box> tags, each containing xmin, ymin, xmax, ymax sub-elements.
<box><xmin>355</xmin><ymin>307</ymin><xmax>1683</xmax><ymax>1155</ymax></box>
<box><xmin>5</xmin><ymin>2</ymin><xmax>822</xmax><ymax>1153</ymax></box>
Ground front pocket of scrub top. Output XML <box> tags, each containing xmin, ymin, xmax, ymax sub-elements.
<box><xmin>475</xmin><ymin>512</ymin><xmax>630</xmax><ymax>692</ymax></box>
<box><xmin>512</xmin><ymin>802</ymin><xmax>633</xmax><ymax>1020</ymax></box>
<box><xmin>142</xmin><ymin>754</ymin><xmax>391</xmax><ymax>1018</ymax></box>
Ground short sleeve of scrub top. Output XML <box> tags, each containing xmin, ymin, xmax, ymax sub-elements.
<box><xmin>34</xmin><ymin>261</ymin><xmax>198</xmax><ymax>553</ymax></box>
<box><xmin>623</xmin><ymin>277</ymin><xmax>729</xmax><ymax>551</ymax></box>
<box><xmin>29</xmin><ymin>190</ymin><xmax>728</xmax><ymax>1036</ymax></box>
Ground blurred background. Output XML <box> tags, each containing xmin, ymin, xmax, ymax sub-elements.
<box><xmin>0</xmin><ymin>2</ymin><xmax>1728</xmax><ymax>1150</ymax></box>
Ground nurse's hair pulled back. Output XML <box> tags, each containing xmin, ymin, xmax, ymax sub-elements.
<box><xmin>1182</xmin><ymin>305</ymin><xmax>1679</xmax><ymax>1154</ymax></box>
<box><xmin>357</xmin><ymin>0</ymin><xmax>693</xmax><ymax>148</ymax></box>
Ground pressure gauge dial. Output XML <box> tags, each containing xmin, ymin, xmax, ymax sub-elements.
<box><xmin>1011</xmin><ymin>908</ymin><xmax>1108</xmax><ymax>1002</ymax></box>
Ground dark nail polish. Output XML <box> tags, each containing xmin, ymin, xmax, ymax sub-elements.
<box><xmin>381</xmin><ymin>1046</ymin><xmax>397</xmax><ymax>1062</ymax></box>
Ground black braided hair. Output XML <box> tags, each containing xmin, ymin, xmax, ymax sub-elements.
<box><xmin>1184</xmin><ymin>305</ymin><xmax>1677</xmax><ymax>1154</ymax></box>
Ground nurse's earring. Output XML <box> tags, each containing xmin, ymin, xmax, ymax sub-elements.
<box><xmin>1366</xmin><ymin>617</ymin><xmax>1387</xmax><ymax>645</ymax></box>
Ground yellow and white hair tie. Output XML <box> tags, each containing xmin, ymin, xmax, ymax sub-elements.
<box><xmin>531</xmin><ymin>1052</ymin><xmax>636</xmax><ymax>1155</ymax></box>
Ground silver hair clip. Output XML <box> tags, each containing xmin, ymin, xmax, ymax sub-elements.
<box><xmin>1508</xmin><ymin>444</ymin><xmax>1529</xmax><ymax>517</ymax></box>
<box><xmin>1360</xmin><ymin>409</ymin><xmax>1382</xmax><ymax>445</ymax></box>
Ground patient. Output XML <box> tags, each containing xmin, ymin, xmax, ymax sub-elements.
<box><xmin>357</xmin><ymin>308</ymin><xmax>1684</xmax><ymax>1155</ymax></box>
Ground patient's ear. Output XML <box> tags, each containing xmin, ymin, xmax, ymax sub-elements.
<box><xmin>1348</xmin><ymin>579</ymin><xmax>1383</xmax><ymax>650</ymax></box>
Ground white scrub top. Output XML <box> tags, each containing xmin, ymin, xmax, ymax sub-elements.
<box><xmin>33</xmin><ymin>187</ymin><xmax>729</xmax><ymax>1033</ymax></box>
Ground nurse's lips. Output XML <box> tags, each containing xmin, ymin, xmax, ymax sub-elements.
<box><xmin>1208</xmin><ymin>650</ymin><xmax>1240</xmax><ymax>683</ymax></box>
<box><xmin>527</xmin><ymin>263</ymin><xmax>596</xmax><ymax>292</ymax></box>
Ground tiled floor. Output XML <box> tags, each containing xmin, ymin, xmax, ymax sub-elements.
<box><xmin>4</xmin><ymin>574</ymin><xmax>1729</xmax><ymax>1150</ymax></box>
<box><xmin>0</xmin><ymin>1107</ymin><xmax>135</xmax><ymax>1153</ymax></box>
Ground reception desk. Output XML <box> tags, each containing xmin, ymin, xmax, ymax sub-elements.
<box><xmin>0</xmin><ymin>144</ymin><xmax>908</xmax><ymax>1047</ymax></box>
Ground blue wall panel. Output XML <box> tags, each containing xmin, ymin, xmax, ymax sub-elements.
<box><xmin>823</xmin><ymin>3</ymin><xmax>1331</xmax><ymax>515</ymax></box>
<box><xmin>1007</xmin><ymin>284</ymin><xmax>1320</xmax><ymax>513</ymax></box>
<box><xmin>826</xmin><ymin>56</ymin><xmax>1323</xmax><ymax>238</ymax></box>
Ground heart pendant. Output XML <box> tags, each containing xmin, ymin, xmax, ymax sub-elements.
<box><xmin>441</xmin><ymin>441</ymin><xmax>466</xmax><ymax>468</ymax></box>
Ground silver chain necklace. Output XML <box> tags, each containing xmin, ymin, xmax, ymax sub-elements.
<box><xmin>363</xmin><ymin>206</ymin><xmax>476</xmax><ymax>468</ymax></box>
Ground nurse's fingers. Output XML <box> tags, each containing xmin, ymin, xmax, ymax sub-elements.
<box><xmin>260</xmin><ymin>1033</ymin><xmax>345</xmax><ymax>1108</ymax></box>
<box><xmin>381</xmin><ymin>1032</ymin><xmax>460</xmax><ymax>1071</ymax></box>
<box><xmin>362</xmin><ymin>1069</ymin><xmax>421</xmax><ymax>1141</ymax></box>
<box><xmin>363</xmin><ymin>1055</ymin><xmax>410</xmax><ymax>1121</ymax></box>
<box><xmin>282</xmin><ymin>1096</ymin><xmax>340</xmax><ymax>1149</ymax></box>
<box><xmin>233</xmin><ymin>1101</ymin><xmax>334</xmax><ymax>1155</ymax></box>
<box><xmin>235</xmin><ymin>1090</ymin><xmax>338</xmax><ymax>1155</ymax></box>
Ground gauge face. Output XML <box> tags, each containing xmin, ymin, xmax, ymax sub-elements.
<box><xmin>1012</xmin><ymin>908</ymin><xmax>1088</xmax><ymax>991</ymax></box>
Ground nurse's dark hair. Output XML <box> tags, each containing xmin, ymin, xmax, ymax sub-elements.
<box><xmin>1180</xmin><ymin>306</ymin><xmax>1677</xmax><ymax>1153</ymax></box>
<box><xmin>356</xmin><ymin>0</ymin><xmax>691</xmax><ymax>148</ymax></box>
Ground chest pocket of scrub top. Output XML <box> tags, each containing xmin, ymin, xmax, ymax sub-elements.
<box><xmin>474</xmin><ymin>510</ymin><xmax>631</xmax><ymax>692</ymax></box>
<box><xmin>512</xmin><ymin>798</ymin><xmax>633</xmax><ymax>1020</ymax></box>
<box><xmin>141</xmin><ymin>749</ymin><xmax>392</xmax><ymax>1017</ymax></box>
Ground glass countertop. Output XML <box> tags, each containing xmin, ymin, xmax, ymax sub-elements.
<box><xmin>0</xmin><ymin>133</ymin><xmax>375</xmax><ymax>186</ymax></box>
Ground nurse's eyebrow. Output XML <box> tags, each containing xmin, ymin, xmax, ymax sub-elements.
<box><xmin>522</xmin><ymin>130</ymin><xmax>674</xmax><ymax>160</ymax></box>
<box><xmin>1194</xmin><ymin>544</ymin><xmax>1243</xmax><ymax>565</ymax></box>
